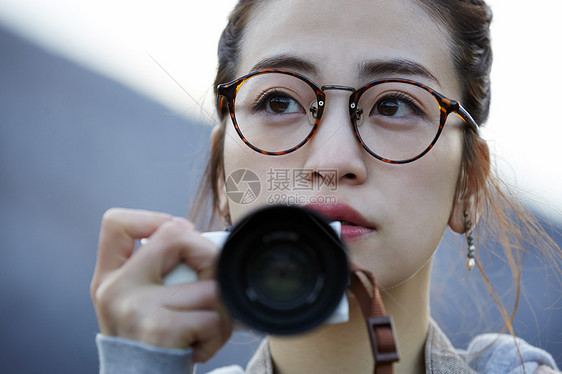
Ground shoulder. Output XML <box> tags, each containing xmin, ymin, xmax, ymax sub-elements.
<box><xmin>426</xmin><ymin>321</ymin><xmax>560</xmax><ymax>373</ymax></box>
<box><xmin>465</xmin><ymin>333</ymin><xmax>559</xmax><ymax>374</ymax></box>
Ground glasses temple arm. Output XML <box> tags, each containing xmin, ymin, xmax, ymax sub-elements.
<box><xmin>456</xmin><ymin>104</ymin><xmax>480</xmax><ymax>133</ymax></box>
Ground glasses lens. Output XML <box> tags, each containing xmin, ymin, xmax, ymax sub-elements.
<box><xmin>356</xmin><ymin>82</ymin><xmax>442</xmax><ymax>161</ymax></box>
<box><xmin>233</xmin><ymin>73</ymin><xmax>318</xmax><ymax>153</ymax></box>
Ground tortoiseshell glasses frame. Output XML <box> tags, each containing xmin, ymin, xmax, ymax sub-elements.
<box><xmin>217</xmin><ymin>69</ymin><xmax>479</xmax><ymax>164</ymax></box>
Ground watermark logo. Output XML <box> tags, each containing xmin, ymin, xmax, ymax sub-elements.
<box><xmin>225</xmin><ymin>168</ymin><xmax>338</xmax><ymax>205</ymax></box>
<box><xmin>225</xmin><ymin>169</ymin><xmax>261</xmax><ymax>205</ymax></box>
<box><xmin>267</xmin><ymin>168</ymin><xmax>338</xmax><ymax>192</ymax></box>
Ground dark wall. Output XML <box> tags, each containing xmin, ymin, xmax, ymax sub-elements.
<box><xmin>0</xmin><ymin>26</ymin><xmax>559</xmax><ymax>373</ymax></box>
<box><xmin>0</xmin><ymin>26</ymin><xmax>214</xmax><ymax>373</ymax></box>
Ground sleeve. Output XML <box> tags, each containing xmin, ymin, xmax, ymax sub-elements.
<box><xmin>465</xmin><ymin>333</ymin><xmax>560</xmax><ymax>374</ymax></box>
<box><xmin>95</xmin><ymin>334</ymin><xmax>193</xmax><ymax>374</ymax></box>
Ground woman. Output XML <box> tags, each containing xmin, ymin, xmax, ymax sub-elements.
<box><xmin>91</xmin><ymin>0</ymin><xmax>561</xmax><ymax>372</ymax></box>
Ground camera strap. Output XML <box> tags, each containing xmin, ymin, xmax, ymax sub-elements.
<box><xmin>351</xmin><ymin>269</ymin><xmax>400</xmax><ymax>374</ymax></box>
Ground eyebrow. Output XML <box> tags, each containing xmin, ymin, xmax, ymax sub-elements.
<box><xmin>250</xmin><ymin>54</ymin><xmax>319</xmax><ymax>76</ymax></box>
<box><xmin>359</xmin><ymin>59</ymin><xmax>440</xmax><ymax>84</ymax></box>
<box><xmin>249</xmin><ymin>55</ymin><xmax>439</xmax><ymax>85</ymax></box>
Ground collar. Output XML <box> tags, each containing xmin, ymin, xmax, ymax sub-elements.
<box><xmin>244</xmin><ymin>319</ymin><xmax>475</xmax><ymax>374</ymax></box>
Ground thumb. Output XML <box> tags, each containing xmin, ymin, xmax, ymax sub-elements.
<box><xmin>124</xmin><ymin>217</ymin><xmax>219</xmax><ymax>284</ymax></box>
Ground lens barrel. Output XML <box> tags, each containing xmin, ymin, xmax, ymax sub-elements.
<box><xmin>217</xmin><ymin>205</ymin><xmax>349</xmax><ymax>335</ymax></box>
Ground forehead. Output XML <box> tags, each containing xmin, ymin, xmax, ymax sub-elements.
<box><xmin>238</xmin><ymin>0</ymin><xmax>457</xmax><ymax>91</ymax></box>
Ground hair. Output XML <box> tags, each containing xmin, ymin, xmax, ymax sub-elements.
<box><xmin>190</xmin><ymin>0</ymin><xmax>561</xmax><ymax>349</ymax></box>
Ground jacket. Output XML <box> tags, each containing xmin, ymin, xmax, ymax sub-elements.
<box><xmin>96</xmin><ymin>319</ymin><xmax>559</xmax><ymax>373</ymax></box>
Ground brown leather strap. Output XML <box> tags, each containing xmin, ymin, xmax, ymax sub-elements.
<box><xmin>350</xmin><ymin>269</ymin><xmax>399</xmax><ymax>374</ymax></box>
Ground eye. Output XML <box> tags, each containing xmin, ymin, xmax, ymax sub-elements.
<box><xmin>255</xmin><ymin>91</ymin><xmax>304</xmax><ymax>115</ymax></box>
<box><xmin>372</xmin><ymin>94</ymin><xmax>419</xmax><ymax>117</ymax></box>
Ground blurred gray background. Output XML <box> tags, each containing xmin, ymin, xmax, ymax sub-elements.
<box><xmin>1</xmin><ymin>26</ymin><xmax>560</xmax><ymax>373</ymax></box>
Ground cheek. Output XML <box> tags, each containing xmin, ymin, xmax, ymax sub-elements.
<box><xmin>354</xmin><ymin>128</ymin><xmax>463</xmax><ymax>287</ymax></box>
<box><xmin>222</xmin><ymin>129</ymin><xmax>300</xmax><ymax>222</ymax></box>
<box><xmin>222</xmin><ymin>132</ymin><xmax>260</xmax><ymax>221</ymax></box>
<box><xmin>403</xmin><ymin>125</ymin><xmax>463</xmax><ymax>220</ymax></box>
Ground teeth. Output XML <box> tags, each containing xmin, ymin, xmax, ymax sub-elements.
<box><xmin>331</xmin><ymin>220</ymin><xmax>356</xmax><ymax>226</ymax></box>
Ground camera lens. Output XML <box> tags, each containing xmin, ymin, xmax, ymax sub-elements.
<box><xmin>217</xmin><ymin>205</ymin><xmax>349</xmax><ymax>335</ymax></box>
<box><xmin>247</xmin><ymin>242</ymin><xmax>320</xmax><ymax>308</ymax></box>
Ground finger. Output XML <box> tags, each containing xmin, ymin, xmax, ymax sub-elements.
<box><xmin>93</xmin><ymin>278</ymin><xmax>222</xmax><ymax>337</ymax></box>
<box><xmin>137</xmin><ymin>309</ymin><xmax>233</xmax><ymax>358</ymax></box>
<box><xmin>125</xmin><ymin>217</ymin><xmax>218</xmax><ymax>284</ymax></box>
<box><xmin>92</xmin><ymin>208</ymin><xmax>173</xmax><ymax>289</ymax></box>
<box><xmin>156</xmin><ymin>280</ymin><xmax>221</xmax><ymax>312</ymax></box>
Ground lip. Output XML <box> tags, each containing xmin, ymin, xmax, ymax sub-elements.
<box><xmin>304</xmin><ymin>202</ymin><xmax>375</xmax><ymax>241</ymax></box>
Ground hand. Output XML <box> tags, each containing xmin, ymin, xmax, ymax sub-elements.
<box><xmin>90</xmin><ymin>208</ymin><xmax>233</xmax><ymax>363</ymax></box>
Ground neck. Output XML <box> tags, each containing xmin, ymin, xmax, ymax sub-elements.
<box><xmin>269</xmin><ymin>259</ymin><xmax>432</xmax><ymax>374</ymax></box>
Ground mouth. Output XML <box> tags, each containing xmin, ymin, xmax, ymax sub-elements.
<box><xmin>304</xmin><ymin>202</ymin><xmax>375</xmax><ymax>241</ymax></box>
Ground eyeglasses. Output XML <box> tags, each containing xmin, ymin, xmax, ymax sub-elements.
<box><xmin>217</xmin><ymin>69</ymin><xmax>479</xmax><ymax>164</ymax></box>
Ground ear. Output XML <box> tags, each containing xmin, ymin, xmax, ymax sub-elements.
<box><xmin>449</xmin><ymin>135</ymin><xmax>490</xmax><ymax>234</ymax></box>
<box><xmin>210</xmin><ymin>126</ymin><xmax>230</xmax><ymax>223</ymax></box>
<box><xmin>449</xmin><ymin>190</ymin><xmax>483</xmax><ymax>234</ymax></box>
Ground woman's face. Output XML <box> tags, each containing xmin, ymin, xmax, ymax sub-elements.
<box><xmin>220</xmin><ymin>0</ymin><xmax>465</xmax><ymax>288</ymax></box>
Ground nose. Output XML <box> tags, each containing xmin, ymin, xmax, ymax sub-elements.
<box><xmin>303</xmin><ymin>91</ymin><xmax>368</xmax><ymax>186</ymax></box>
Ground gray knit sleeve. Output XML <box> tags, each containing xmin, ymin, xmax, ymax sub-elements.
<box><xmin>95</xmin><ymin>334</ymin><xmax>193</xmax><ymax>374</ymax></box>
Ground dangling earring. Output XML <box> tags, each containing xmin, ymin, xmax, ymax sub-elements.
<box><xmin>464</xmin><ymin>211</ymin><xmax>476</xmax><ymax>270</ymax></box>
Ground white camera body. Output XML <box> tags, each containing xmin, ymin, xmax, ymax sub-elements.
<box><xmin>162</xmin><ymin>220</ymin><xmax>349</xmax><ymax>326</ymax></box>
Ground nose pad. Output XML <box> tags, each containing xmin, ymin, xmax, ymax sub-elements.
<box><xmin>351</xmin><ymin>102</ymin><xmax>364</xmax><ymax>127</ymax></box>
<box><xmin>307</xmin><ymin>100</ymin><xmax>322</xmax><ymax>125</ymax></box>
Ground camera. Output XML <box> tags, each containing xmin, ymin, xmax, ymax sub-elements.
<box><xmin>163</xmin><ymin>205</ymin><xmax>350</xmax><ymax>335</ymax></box>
